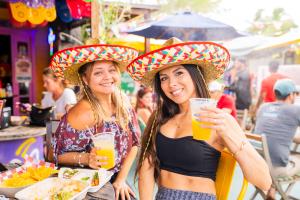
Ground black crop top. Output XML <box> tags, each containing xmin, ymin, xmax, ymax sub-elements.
<box><xmin>156</xmin><ymin>131</ymin><xmax>221</xmax><ymax>181</ymax></box>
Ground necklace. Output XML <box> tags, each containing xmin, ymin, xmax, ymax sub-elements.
<box><xmin>174</xmin><ymin>117</ymin><xmax>181</xmax><ymax>129</ymax></box>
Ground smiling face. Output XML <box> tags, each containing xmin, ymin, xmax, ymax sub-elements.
<box><xmin>159</xmin><ymin>65</ymin><xmax>197</xmax><ymax>105</ymax></box>
<box><xmin>83</xmin><ymin>60</ymin><xmax>120</xmax><ymax>95</ymax></box>
<box><xmin>141</xmin><ymin>92</ymin><xmax>153</xmax><ymax>108</ymax></box>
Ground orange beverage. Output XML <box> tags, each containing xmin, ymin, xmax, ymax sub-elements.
<box><xmin>92</xmin><ymin>132</ymin><xmax>115</xmax><ymax>170</ymax></box>
<box><xmin>96</xmin><ymin>148</ymin><xmax>115</xmax><ymax>169</ymax></box>
<box><xmin>192</xmin><ymin>119</ymin><xmax>212</xmax><ymax>140</ymax></box>
<box><xmin>189</xmin><ymin>98</ymin><xmax>216</xmax><ymax>141</ymax></box>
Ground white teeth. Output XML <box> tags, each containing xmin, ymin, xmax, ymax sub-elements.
<box><xmin>171</xmin><ymin>89</ymin><xmax>183</xmax><ymax>96</ymax></box>
<box><xmin>101</xmin><ymin>83</ymin><xmax>113</xmax><ymax>87</ymax></box>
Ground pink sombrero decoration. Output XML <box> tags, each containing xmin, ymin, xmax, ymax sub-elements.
<box><xmin>127</xmin><ymin>37</ymin><xmax>230</xmax><ymax>86</ymax></box>
<box><xmin>49</xmin><ymin>39</ymin><xmax>139</xmax><ymax>85</ymax></box>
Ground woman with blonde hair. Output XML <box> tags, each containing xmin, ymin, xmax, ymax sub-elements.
<box><xmin>127</xmin><ymin>38</ymin><xmax>272</xmax><ymax>200</ymax></box>
<box><xmin>49</xmin><ymin>41</ymin><xmax>141</xmax><ymax>200</ymax></box>
<box><xmin>41</xmin><ymin>67</ymin><xmax>77</xmax><ymax>119</ymax></box>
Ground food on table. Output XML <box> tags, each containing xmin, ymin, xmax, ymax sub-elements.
<box><xmin>61</xmin><ymin>168</ymin><xmax>100</xmax><ymax>187</ymax></box>
<box><xmin>91</xmin><ymin>172</ymin><xmax>99</xmax><ymax>186</ymax></box>
<box><xmin>48</xmin><ymin>180</ymin><xmax>86</xmax><ymax>200</ymax></box>
<box><xmin>16</xmin><ymin>178</ymin><xmax>87</xmax><ymax>200</ymax></box>
<box><xmin>1</xmin><ymin>166</ymin><xmax>58</xmax><ymax>187</ymax></box>
<box><xmin>62</xmin><ymin>169</ymin><xmax>79</xmax><ymax>179</ymax></box>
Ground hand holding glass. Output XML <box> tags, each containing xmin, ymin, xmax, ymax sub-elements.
<box><xmin>189</xmin><ymin>98</ymin><xmax>217</xmax><ymax>141</ymax></box>
<box><xmin>92</xmin><ymin>132</ymin><xmax>115</xmax><ymax>170</ymax></box>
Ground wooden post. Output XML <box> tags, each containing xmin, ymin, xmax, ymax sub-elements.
<box><xmin>91</xmin><ymin>0</ymin><xmax>100</xmax><ymax>39</ymax></box>
<box><xmin>143</xmin><ymin>11</ymin><xmax>151</xmax><ymax>53</ymax></box>
<box><xmin>144</xmin><ymin>37</ymin><xmax>150</xmax><ymax>53</ymax></box>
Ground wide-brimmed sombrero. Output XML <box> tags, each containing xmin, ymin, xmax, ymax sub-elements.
<box><xmin>49</xmin><ymin>39</ymin><xmax>139</xmax><ymax>85</ymax></box>
<box><xmin>127</xmin><ymin>37</ymin><xmax>230</xmax><ymax>86</ymax></box>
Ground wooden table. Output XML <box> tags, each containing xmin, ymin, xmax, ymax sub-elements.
<box><xmin>85</xmin><ymin>182</ymin><xmax>115</xmax><ymax>200</ymax></box>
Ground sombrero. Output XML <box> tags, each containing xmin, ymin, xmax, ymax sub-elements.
<box><xmin>127</xmin><ymin>37</ymin><xmax>230</xmax><ymax>86</ymax></box>
<box><xmin>49</xmin><ymin>39</ymin><xmax>139</xmax><ymax>85</ymax></box>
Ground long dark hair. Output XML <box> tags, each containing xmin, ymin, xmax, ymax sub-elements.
<box><xmin>135</xmin><ymin>64</ymin><xmax>210</xmax><ymax>182</ymax></box>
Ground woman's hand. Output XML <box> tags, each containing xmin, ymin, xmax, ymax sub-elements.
<box><xmin>113</xmin><ymin>179</ymin><xmax>136</xmax><ymax>200</ymax></box>
<box><xmin>88</xmin><ymin>147</ymin><xmax>109</xmax><ymax>169</ymax></box>
<box><xmin>196</xmin><ymin>106</ymin><xmax>243</xmax><ymax>139</ymax></box>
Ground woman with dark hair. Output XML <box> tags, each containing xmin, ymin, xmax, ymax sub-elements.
<box><xmin>127</xmin><ymin>38</ymin><xmax>272</xmax><ymax>200</ymax></box>
<box><xmin>135</xmin><ymin>87</ymin><xmax>154</xmax><ymax>125</ymax></box>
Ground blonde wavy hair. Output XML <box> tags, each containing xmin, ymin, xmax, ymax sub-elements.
<box><xmin>78</xmin><ymin>61</ymin><xmax>130</xmax><ymax>130</ymax></box>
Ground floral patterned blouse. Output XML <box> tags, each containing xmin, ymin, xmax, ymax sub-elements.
<box><xmin>52</xmin><ymin>109</ymin><xmax>141</xmax><ymax>173</ymax></box>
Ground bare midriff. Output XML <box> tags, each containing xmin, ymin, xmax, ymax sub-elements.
<box><xmin>159</xmin><ymin>169</ymin><xmax>216</xmax><ymax>194</ymax></box>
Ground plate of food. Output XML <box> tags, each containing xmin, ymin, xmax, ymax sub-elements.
<box><xmin>0</xmin><ymin>166</ymin><xmax>58</xmax><ymax>198</ymax></box>
<box><xmin>58</xmin><ymin>168</ymin><xmax>113</xmax><ymax>193</ymax></box>
<box><xmin>15</xmin><ymin>177</ymin><xmax>89</xmax><ymax>200</ymax></box>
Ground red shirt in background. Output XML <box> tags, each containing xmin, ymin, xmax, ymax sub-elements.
<box><xmin>260</xmin><ymin>73</ymin><xmax>287</xmax><ymax>102</ymax></box>
<box><xmin>217</xmin><ymin>94</ymin><xmax>237</xmax><ymax>119</ymax></box>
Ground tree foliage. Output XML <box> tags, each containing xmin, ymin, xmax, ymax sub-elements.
<box><xmin>98</xmin><ymin>1</ymin><xmax>131</xmax><ymax>43</ymax></box>
<box><xmin>248</xmin><ymin>8</ymin><xmax>297</xmax><ymax>36</ymax></box>
<box><xmin>81</xmin><ymin>0</ymin><xmax>131</xmax><ymax>43</ymax></box>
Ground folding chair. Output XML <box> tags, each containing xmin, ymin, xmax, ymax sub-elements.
<box><xmin>247</xmin><ymin>133</ymin><xmax>300</xmax><ymax>200</ymax></box>
<box><xmin>245</xmin><ymin>133</ymin><xmax>268</xmax><ymax>199</ymax></box>
<box><xmin>215</xmin><ymin>149</ymin><xmax>248</xmax><ymax>200</ymax></box>
<box><xmin>44</xmin><ymin>120</ymin><xmax>60</xmax><ymax>161</ymax></box>
<box><xmin>236</xmin><ymin>109</ymin><xmax>248</xmax><ymax>130</ymax></box>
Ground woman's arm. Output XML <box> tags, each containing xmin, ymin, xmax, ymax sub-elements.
<box><xmin>113</xmin><ymin>146</ymin><xmax>138</xmax><ymax>200</ymax></box>
<box><xmin>48</xmin><ymin>147</ymin><xmax>103</xmax><ymax>169</ymax></box>
<box><xmin>138</xmin><ymin>157</ymin><xmax>155</xmax><ymax>200</ymax></box>
<box><xmin>198</xmin><ymin>107</ymin><xmax>272</xmax><ymax>191</ymax></box>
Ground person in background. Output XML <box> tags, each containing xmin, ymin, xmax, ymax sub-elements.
<box><xmin>49</xmin><ymin>41</ymin><xmax>140</xmax><ymax>200</ymax></box>
<box><xmin>232</xmin><ymin>58</ymin><xmax>252</xmax><ymax>110</ymax></box>
<box><xmin>255</xmin><ymin>60</ymin><xmax>287</xmax><ymax>112</ymax></box>
<box><xmin>135</xmin><ymin>87</ymin><xmax>154</xmax><ymax>126</ymax></box>
<box><xmin>254</xmin><ymin>79</ymin><xmax>300</xmax><ymax>199</ymax></box>
<box><xmin>208</xmin><ymin>81</ymin><xmax>237</xmax><ymax>119</ymax></box>
<box><xmin>294</xmin><ymin>85</ymin><xmax>300</xmax><ymax>106</ymax></box>
<box><xmin>127</xmin><ymin>37</ymin><xmax>271</xmax><ymax>200</ymax></box>
<box><xmin>41</xmin><ymin>67</ymin><xmax>77</xmax><ymax>119</ymax></box>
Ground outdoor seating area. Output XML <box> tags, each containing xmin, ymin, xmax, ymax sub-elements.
<box><xmin>1</xmin><ymin>0</ymin><xmax>300</xmax><ymax>199</ymax></box>
<box><xmin>246</xmin><ymin>133</ymin><xmax>300</xmax><ymax>200</ymax></box>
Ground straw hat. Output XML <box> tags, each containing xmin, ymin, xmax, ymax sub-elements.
<box><xmin>127</xmin><ymin>37</ymin><xmax>230</xmax><ymax>86</ymax></box>
<box><xmin>49</xmin><ymin>38</ymin><xmax>139</xmax><ymax>85</ymax></box>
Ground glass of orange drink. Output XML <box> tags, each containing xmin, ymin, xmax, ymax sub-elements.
<box><xmin>189</xmin><ymin>98</ymin><xmax>217</xmax><ymax>141</ymax></box>
<box><xmin>92</xmin><ymin>132</ymin><xmax>115</xmax><ymax>170</ymax></box>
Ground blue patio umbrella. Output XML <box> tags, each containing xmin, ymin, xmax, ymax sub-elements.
<box><xmin>126</xmin><ymin>11</ymin><xmax>243</xmax><ymax>41</ymax></box>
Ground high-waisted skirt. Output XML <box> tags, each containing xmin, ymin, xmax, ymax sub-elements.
<box><xmin>155</xmin><ymin>187</ymin><xmax>216</xmax><ymax>200</ymax></box>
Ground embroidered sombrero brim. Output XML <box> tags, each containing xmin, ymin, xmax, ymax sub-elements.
<box><xmin>49</xmin><ymin>44</ymin><xmax>139</xmax><ymax>85</ymax></box>
<box><xmin>127</xmin><ymin>40</ymin><xmax>230</xmax><ymax>86</ymax></box>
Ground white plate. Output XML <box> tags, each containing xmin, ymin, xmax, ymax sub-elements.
<box><xmin>15</xmin><ymin>177</ymin><xmax>89</xmax><ymax>200</ymax></box>
<box><xmin>0</xmin><ymin>185</ymin><xmax>28</xmax><ymax>198</ymax></box>
<box><xmin>58</xmin><ymin>168</ymin><xmax>113</xmax><ymax>193</ymax></box>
